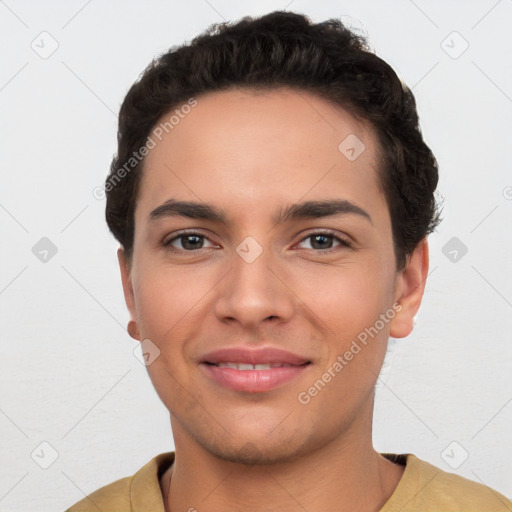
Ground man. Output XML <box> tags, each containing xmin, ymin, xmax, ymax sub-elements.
<box><xmin>67</xmin><ymin>11</ymin><xmax>512</xmax><ymax>512</ymax></box>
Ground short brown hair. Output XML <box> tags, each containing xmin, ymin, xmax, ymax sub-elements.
<box><xmin>105</xmin><ymin>10</ymin><xmax>441</xmax><ymax>269</ymax></box>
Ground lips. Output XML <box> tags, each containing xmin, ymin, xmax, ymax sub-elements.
<box><xmin>201</xmin><ymin>347</ymin><xmax>310</xmax><ymax>366</ymax></box>
<box><xmin>215</xmin><ymin>362</ymin><xmax>294</xmax><ymax>370</ymax></box>
<box><xmin>200</xmin><ymin>347</ymin><xmax>311</xmax><ymax>392</ymax></box>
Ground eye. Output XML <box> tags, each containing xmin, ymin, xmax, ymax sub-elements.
<box><xmin>163</xmin><ymin>231</ymin><xmax>218</xmax><ymax>252</ymax></box>
<box><xmin>296</xmin><ymin>231</ymin><xmax>352</xmax><ymax>252</ymax></box>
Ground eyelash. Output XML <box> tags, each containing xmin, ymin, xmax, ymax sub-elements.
<box><xmin>162</xmin><ymin>229</ymin><xmax>352</xmax><ymax>254</ymax></box>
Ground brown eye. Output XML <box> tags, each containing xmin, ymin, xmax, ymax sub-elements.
<box><xmin>297</xmin><ymin>232</ymin><xmax>351</xmax><ymax>252</ymax></box>
<box><xmin>164</xmin><ymin>232</ymin><xmax>217</xmax><ymax>252</ymax></box>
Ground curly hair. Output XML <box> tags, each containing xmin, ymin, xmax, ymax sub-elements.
<box><xmin>105</xmin><ymin>10</ymin><xmax>441</xmax><ymax>270</ymax></box>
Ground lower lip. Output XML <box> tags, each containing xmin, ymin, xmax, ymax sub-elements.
<box><xmin>200</xmin><ymin>363</ymin><xmax>310</xmax><ymax>393</ymax></box>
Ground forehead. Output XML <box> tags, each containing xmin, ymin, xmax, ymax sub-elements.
<box><xmin>136</xmin><ymin>87</ymin><xmax>386</xmax><ymax>223</ymax></box>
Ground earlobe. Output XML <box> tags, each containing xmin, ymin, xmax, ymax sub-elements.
<box><xmin>117</xmin><ymin>247</ymin><xmax>140</xmax><ymax>341</ymax></box>
<box><xmin>127</xmin><ymin>319</ymin><xmax>140</xmax><ymax>341</ymax></box>
<box><xmin>389</xmin><ymin>238</ymin><xmax>429</xmax><ymax>339</ymax></box>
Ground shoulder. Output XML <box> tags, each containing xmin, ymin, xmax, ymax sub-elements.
<box><xmin>65</xmin><ymin>452</ymin><xmax>175</xmax><ymax>512</ymax></box>
<box><xmin>388</xmin><ymin>453</ymin><xmax>512</xmax><ymax>512</ymax></box>
<box><xmin>65</xmin><ymin>475</ymin><xmax>132</xmax><ymax>512</ymax></box>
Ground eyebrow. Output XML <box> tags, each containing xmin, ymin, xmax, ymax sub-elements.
<box><xmin>274</xmin><ymin>199</ymin><xmax>372</xmax><ymax>225</ymax></box>
<box><xmin>148</xmin><ymin>199</ymin><xmax>372</xmax><ymax>225</ymax></box>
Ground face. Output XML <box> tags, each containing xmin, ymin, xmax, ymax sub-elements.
<box><xmin>119</xmin><ymin>87</ymin><xmax>427</xmax><ymax>464</ymax></box>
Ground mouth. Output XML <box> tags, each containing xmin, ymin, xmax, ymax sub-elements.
<box><xmin>204</xmin><ymin>361</ymin><xmax>310</xmax><ymax>370</ymax></box>
<box><xmin>199</xmin><ymin>348</ymin><xmax>312</xmax><ymax>392</ymax></box>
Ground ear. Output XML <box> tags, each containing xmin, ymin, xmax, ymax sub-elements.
<box><xmin>389</xmin><ymin>238</ymin><xmax>429</xmax><ymax>339</ymax></box>
<box><xmin>117</xmin><ymin>247</ymin><xmax>140</xmax><ymax>341</ymax></box>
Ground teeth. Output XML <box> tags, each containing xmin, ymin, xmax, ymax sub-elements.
<box><xmin>216</xmin><ymin>362</ymin><xmax>291</xmax><ymax>370</ymax></box>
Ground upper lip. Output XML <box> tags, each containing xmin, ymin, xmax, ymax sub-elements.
<box><xmin>201</xmin><ymin>347</ymin><xmax>311</xmax><ymax>365</ymax></box>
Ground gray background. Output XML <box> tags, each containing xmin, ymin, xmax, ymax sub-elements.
<box><xmin>1</xmin><ymin>0</ymin><xmax>511</xmax><ymax>510</ymax></box>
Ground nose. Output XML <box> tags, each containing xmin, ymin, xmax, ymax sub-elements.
<box><xmin>213</xmin><ymin>243</ymin><xmax>295</xmax><ymax>330</ymax></box>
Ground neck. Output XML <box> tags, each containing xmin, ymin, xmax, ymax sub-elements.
<box><xmin>161</xmin><ymin>416</ymin><xmax>405</xmax><ymax>512</ymax></box>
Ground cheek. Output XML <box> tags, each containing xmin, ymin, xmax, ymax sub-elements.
<box><xmin>297</xmin><ymin>267</ymin><xmax>394</xmax><ymax>410</ymax></box>
<box><xmin>133</xmin><ymin>260</ymin><xmax>214</xmax><ymax>340</ymax></box>
<box><xmin>305</xmin><ymin>262</ymin><xmax>393</xmax><ymax>338</ymax></box>
<box><xmin>301</xmin><ymin>261</ymin><xmax>396</xmax><ymax>399</ymax></box>
<box><xmin>131</xmin><ymin>264</ymin><xmax>213</xmax><ymax>408</ymax></box>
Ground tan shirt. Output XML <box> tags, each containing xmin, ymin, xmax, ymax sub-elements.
<box><xmin>65</xmin><ymin>452</ymin><xmax>512</xmax><ymax>511</ymax></box>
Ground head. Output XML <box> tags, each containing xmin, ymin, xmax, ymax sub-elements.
<box><xmin>107</xmin><ymin>11</ymin><xmax>440</xmax><ymax>464</ymax></box>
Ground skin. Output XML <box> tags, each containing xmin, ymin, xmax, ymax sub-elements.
<box><xmin>118</xmin><ymin>87</ymin><xmax>429</xmax><ymax>512</ymax></box>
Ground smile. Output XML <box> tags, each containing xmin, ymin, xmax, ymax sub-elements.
<box><xmin>201</xmin><ymin>361</ymin><xmax>311</xmax><ymax>393</ymax></box>
<box><xmin>210</xmin><ymin>362</ymin><xmax>296</xmax><ymax>370</ymax></box>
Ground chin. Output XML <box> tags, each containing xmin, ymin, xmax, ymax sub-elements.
<box><xmin>208</xmin><ymin>440</ymin><xmax>306</xmax><ymax>466</ymax></box>
<box><xmin>194</xmin><ymin>424</ymin><xmax>316</xmax><ymax>466</ymax></box>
